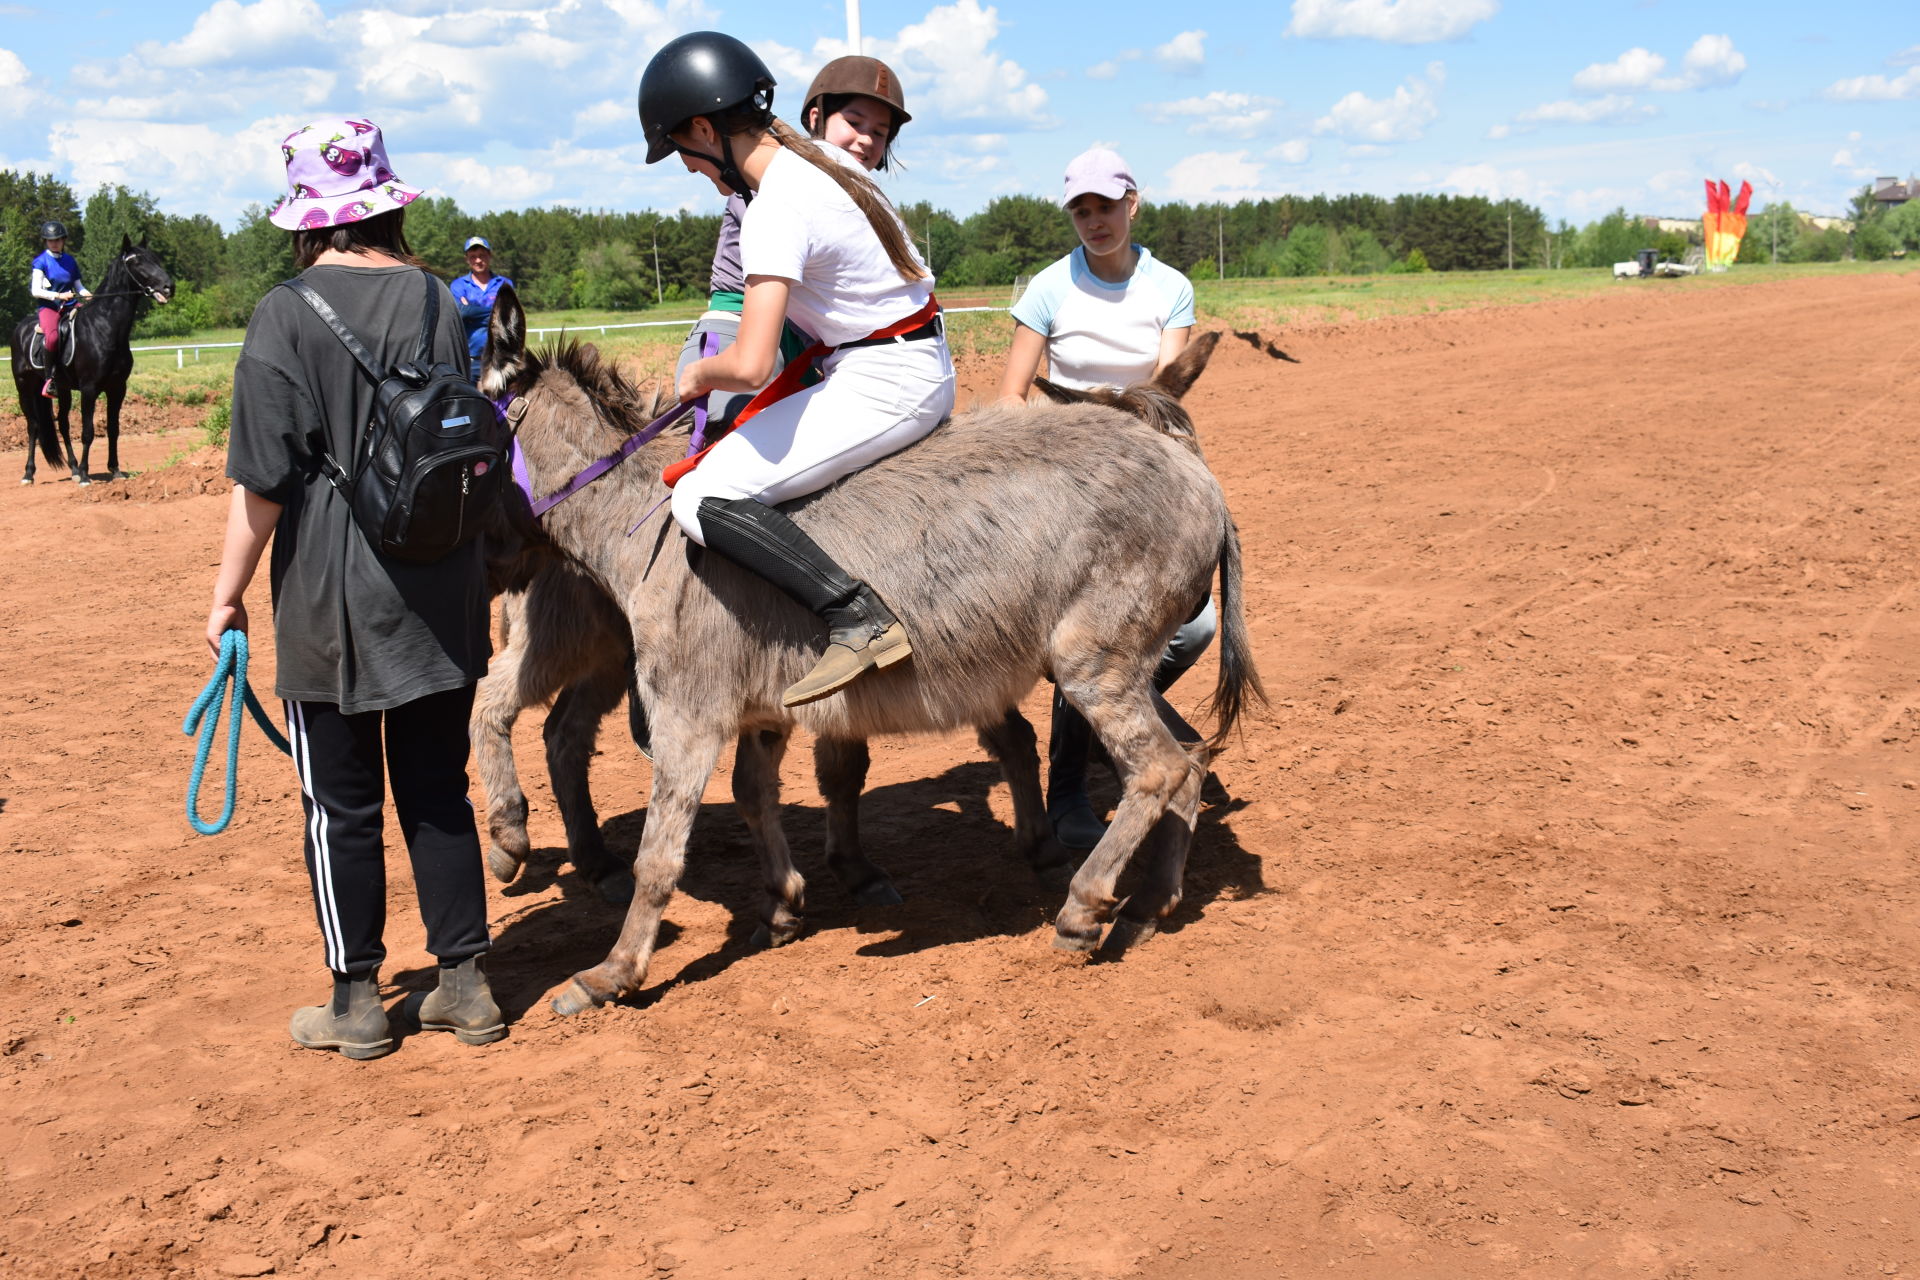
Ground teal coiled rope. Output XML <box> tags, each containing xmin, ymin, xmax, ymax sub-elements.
<box><xmin>183</xmin><ymin>630</ymin><xmax>291</xmax><ymax>835</ymax></box>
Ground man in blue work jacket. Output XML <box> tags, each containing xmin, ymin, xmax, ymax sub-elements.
<box><xmin>449</xmin><ymin>236</ymin><xmax>513</xmax><ymax>378</ymax></box>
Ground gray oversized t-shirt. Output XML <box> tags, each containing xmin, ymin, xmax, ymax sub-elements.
<box><xmin>709</xmin><ymin>194</ymin><xmax>746</xmax><ymax>295</ymax></box>
<box><xmin>225</xmin><ymin>264</ymin><xmax>490</xmax><ymax>714</ymax></box>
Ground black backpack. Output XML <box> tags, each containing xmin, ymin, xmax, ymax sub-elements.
<box><xmin>283</xmin><ymin>272</ymin><xmax>507</xmax><ymax>564</ymax></box>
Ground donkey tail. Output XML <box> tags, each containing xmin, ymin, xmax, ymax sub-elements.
<box><xmin>1201</xmin><ymin>515</ymin><xmax>1267</xmax><ymax>755</ymax></box>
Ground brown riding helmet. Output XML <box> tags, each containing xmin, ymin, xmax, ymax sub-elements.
<box><xmin>802</xmin><ymin>55</ymin><xmax>911</xmax><ymax>137</ymax></box>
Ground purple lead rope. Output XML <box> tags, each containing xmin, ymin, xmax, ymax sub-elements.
<box><xmin>497</xmin><ymin>392</ymin><xmax>706</xmax><ymax>523</ymax></box>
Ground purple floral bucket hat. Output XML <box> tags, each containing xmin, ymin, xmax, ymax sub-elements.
<box><xmin>267</xmin><ymin>116</ymin><xmax>424</xmax><ymax>230</ymax></box>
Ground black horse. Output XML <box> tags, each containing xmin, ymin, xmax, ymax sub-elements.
<box><xmin>11</xmin><ymin>235</ymin><xmax>173</xmax><ymax>485</ymax></box>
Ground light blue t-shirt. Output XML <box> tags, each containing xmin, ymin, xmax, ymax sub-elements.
<box><xmin>1010</xmin><ymin>245</ymin><xmax>1195</xmax><ymax>390</ymax></box>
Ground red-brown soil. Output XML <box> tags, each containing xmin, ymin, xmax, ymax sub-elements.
<box><xmin>3</xmin><ymin>273</ymin><xmax>1918</xmax><ymax>1279</ymax></box>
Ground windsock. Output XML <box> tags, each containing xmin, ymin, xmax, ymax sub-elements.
<box><xmin>1703</xmin><ymin>179</ymin><xmax>1753</xmax><ymax>268</ymax></box>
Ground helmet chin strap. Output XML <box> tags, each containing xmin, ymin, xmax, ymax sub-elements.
<box><xmin>676</xmin><ymin>140</ymin><xmax>755</xmax><ymax>203</ymax></box>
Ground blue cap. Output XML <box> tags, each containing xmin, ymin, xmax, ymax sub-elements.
<box><xmin>464</xmin><ymin>235</ymin><xmax>491</xmax><ymax>251</ymax></box>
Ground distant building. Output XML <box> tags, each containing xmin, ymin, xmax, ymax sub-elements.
<box><xmin>1805</xmin><ymin>215</ymin><xmax>1854</xmax><ymax>233</ymax></box>
<box><xmin>1872</xmin><ymin>176</ymin><xmax>1916</xmax><ymax>209</ymax></box>
<box><xmin>1640</xmin><ymin>216</ymin><xmax>1703</xmax><ymax>236</ymax></box>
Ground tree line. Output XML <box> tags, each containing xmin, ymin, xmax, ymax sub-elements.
<box><xmin>6</xmin><ymin>168</ymin><xmax>1917</xmax><ymax>342</ymax></box>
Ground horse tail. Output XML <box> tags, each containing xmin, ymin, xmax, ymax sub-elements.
<box><xmin>1201</xmin><ymin>513</ymin><xmax>1267</xmax><ymax>755</ymax></box>
<box><xmin>15</xmin><ymin>375</ymin><xmax>59</xmax><ymax>466</ymax></box>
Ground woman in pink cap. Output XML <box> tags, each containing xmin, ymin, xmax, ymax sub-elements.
<box><xmin>995</xmin><ymin>147</ymin><xmax>1213</xmax><ymax>851</ymax></box>
<box><xmin>203</xmin><ymin>117</ymin><xmax>503</xmax><ymax>1060</ymax></box>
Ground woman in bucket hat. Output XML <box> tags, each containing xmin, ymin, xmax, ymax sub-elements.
<box><xmin>995</xmin><ymin>147</ymin><xmax>1214</xmax><ymax>851</ymax></box>
<box><xmin>30</xmin><ymin>220</ymin><xmax>90</xmax><ymax>397</ymax></box>
<box><xmin>204</xmin><ymin>117</ymin><xmax>503</xmax><ymax>1060</ymax></box>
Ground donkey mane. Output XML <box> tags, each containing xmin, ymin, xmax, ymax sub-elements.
<box><xmin>531</xmin><ymin>339</ymin><xmax>680</xmax><ymax>435</ymax></box>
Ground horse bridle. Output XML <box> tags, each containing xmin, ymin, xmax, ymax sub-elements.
<box><xmin>81</xmin><ymin>252</ymin><xmax>171</xmax><ymax>301</ymax></box>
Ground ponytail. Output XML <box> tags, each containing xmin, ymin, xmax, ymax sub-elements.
<box><xmin>767</xmin><ymin>118</ymin><xmax>927</xmax><ymax>284</ymax></box>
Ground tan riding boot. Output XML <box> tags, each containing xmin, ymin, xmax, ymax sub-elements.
<box><xmin>695</xmin><ymin>496</ymin><xmax>913</xmax><ymax>707</ymax></box>
<box><xmin>289</xmin><ymin>971</ymin><xmax>393</xmax><ymax>1060</ymax></box>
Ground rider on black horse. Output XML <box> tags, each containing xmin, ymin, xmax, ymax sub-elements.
<box><xmin>30</xmin><ymin>221</ymin><xmax>90</xmax><ymax>398</ymax></box>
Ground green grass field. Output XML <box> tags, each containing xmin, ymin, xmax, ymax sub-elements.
<box><xmin>124</xmin><ymin>259</ymin><xmax>1918</xmax><ymax>415</ymax></box>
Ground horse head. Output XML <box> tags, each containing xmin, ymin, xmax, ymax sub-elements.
<box><xmin>1031</xmin><ymin>329</ymin><xmax>1223</xmax><ymax>452</ymax></box>
<box><xmin>114</xmin><ymin>234</ymin><xmax>174</xmax><ymax>305</ymax></box>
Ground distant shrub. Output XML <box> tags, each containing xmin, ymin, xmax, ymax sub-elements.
<box><xmin>201</xmin><ymin>398</ymin><xmax>231</xmax><ymax>450</ymax></box>
<box><xmin>1388</xmin><ymin>248</ymin><xmax>1431</xmax><ymax>273</ymax></box>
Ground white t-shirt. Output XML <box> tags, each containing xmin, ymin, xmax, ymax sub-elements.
<box><xmin>739</xmin><ymin>145</ymin><xmax>934</xmax><ymax>348</ymax></box>
<box><xmin>1010</xmin><ymin>245</ymin><xmax>1195</xmax><ymax>390</ymax></box>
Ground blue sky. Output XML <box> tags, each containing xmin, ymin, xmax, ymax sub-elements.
<box><xmin>1</xmin><ymin>0</ymin><xmax>1915</xmax><ymax>227</ymax></box>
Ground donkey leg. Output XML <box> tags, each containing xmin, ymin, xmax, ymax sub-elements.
<box><xmin>814</xmin><ymin>737</ymin><xmax>903</xmax><ymax>906</ymax></box>
<box><xmin>1051</xmin><ymin>683</ymin><xmax>1192</xmax><ymax>953</ymax></box>
<box><xmin>545</xmin><ymin>668</ymin><xmax>629</xmax><ymax>904</ymax></box>
<box><xmin>976</xmin><ymin>710</ymin><xmax>1075</xmax><ymax>890</ymax></box>
<box><xmin>734</xmin><ymin>728</ymin><xmax>809</xmax><ymax>947</ymax></box>
<box><xmin>553</xmin><ymin>718</ymin><xmax>724</xmax><ymax>1016</ymax></box>
<box><xmin>1103</xmin><ymin>755</ymin><xmax>1204</xmax><ymax>955</ymax></box>
<box><xmin>471</xmin><ymin>630</ymin><xmax>535</xmax><ymax>884</ymax></box>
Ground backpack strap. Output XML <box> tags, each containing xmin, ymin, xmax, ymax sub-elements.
<box><xmin>281</xmin><ymin>279</ymin><xmax>384</xmax><ymax>385</ymax></box>
<box><xmin>416</xmin><ymin>270</ymin><xmax>440</xmax><ymax>363</ymax></box>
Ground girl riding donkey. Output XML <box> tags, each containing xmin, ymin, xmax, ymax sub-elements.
<box><xmin>643</xmin><ymin>32</ymin><xmax>950</xmax><ymax>707</ymax></box>
<box><xmin>997</xmin><ymin>148</ymin><xmax>1217</xmax><ymax>850</ymax></box>
<box><xmin>30</xmin><ymin>221</ymin><xmax>89</xmax><ymax>399</ymax></box>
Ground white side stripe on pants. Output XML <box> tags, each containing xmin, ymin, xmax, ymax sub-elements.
<box><xmin>286</xmin><ymin>701</ymin><xmax>346</xmax><ymax>973</ymax></box>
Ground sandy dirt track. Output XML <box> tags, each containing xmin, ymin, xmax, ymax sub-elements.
<box><xmin>3</xmin><ymin>272</ymin><xmax>1919</xmax><ymax>1278</ymax></box>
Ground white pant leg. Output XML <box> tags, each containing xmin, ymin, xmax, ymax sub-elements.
<box><xmin>671</xmin><ymin>338</ymin><xmax>954</xmax><ymax>544</ymax></box>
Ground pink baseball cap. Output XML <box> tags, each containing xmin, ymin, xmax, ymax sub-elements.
<box><xmin>1061</xmin><ymin>147</ymin><xmax>1136</xmax><ymax>207</ymax></box>
<box><xmin>267</xmin><ymin>116</ymin><xmax>424</xmax><ymax>231</ymax></box>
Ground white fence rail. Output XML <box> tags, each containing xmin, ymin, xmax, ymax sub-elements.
<box><xmin>127</xmin><ymin>305</ymin><xmax>1010</xmax><ymax>369</ymax></box>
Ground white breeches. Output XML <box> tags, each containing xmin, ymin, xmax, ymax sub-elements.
<box><xmin>671</xmin><ymin>336</ymin><xmax>955</xmax><ymax>545</ymax></box>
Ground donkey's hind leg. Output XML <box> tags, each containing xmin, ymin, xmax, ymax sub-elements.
<box><xmin>472</xmin><ymin>604</ymin><xmax>538</xmax><ymax>884</ymax></box>
<box><xmin>734</xmin><ymin>727</ymin><xmax>809</xmax><ymax>947</ymax></box>
<box><xmin>976</xmin><ymin>710</ymin><xmax>1075</xmax><ymax>890</ymax></box>
<box><xmin>1050</xmin><ymin>676</ymin><xmax>1195</xmax><ymax>953</ymax></box>
<box><xmin>553</xmin><ymin>713</ymin><xmax>725</xmax><ymax>1016</ymax></box>
<box><xmin>545</xmin><ymin>669</ymin><xmax>630</xmax><ymax>903</ymax></box>
<box><xmin>1102</xmin><ymin>752</ymin><xmax>1204</xmax><ymax>955</ymax></box>
<box><xmin>814</xmin><ymin>737</ymin><xmax>903</xmax><ymax>907</ymax></box>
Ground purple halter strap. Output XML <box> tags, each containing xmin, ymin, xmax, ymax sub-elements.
<box><xmin>495</xmin><ymin>392</ymin><xmax>705</xmax><ymax>521</ymax></box>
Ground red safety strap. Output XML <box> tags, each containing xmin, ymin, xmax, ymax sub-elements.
<box><xmin>664</xmin><ymin>295</ymin><xmax>940</xmax><ymax>489</ymax></box>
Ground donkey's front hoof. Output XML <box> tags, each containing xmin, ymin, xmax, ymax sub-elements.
<box><xmin>851</xmin><ymin>878</ymin><xmax>904</xmax><ymax>908</ymax></box>
<box><xmin>484</xmin><ymin>843</ymin><xmax>523</xmax><ymax>884</ymax></box>
<box><xmin>1099</xmin><ymin>916</ymin><xmax>1157</xmax><ymax>956</ymax></box>
<box><xmin>594</xmin><ymin>870</ymin><xmax>636</xmax><ymax>906</ymax></box>
<box><xmin>1052</xmin><ymin>911</ymin><xmax>1105</xmax><ymax>952</ymax></box>
<box><xmin>550</xmin><ymin>977</ymin><xmax>606</xmax><ymax>1018</ymax></box>
<box><xmin>749</xmin><ymin>917</ymin><xmax>805</xmax><ymax>951</ymax></box>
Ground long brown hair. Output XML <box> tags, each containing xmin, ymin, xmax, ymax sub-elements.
<box><xmin>765</xmin><ymin>119</ymin><xmax>925</xmax><ymax>283</ymax></box>
<box><xmin>291</xmin><ymin>208</ymin><xmax>422</xmax><ymax>270</ymax></box>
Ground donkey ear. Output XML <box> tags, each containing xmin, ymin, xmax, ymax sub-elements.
<box><xmin>1031</xmin><ymin>376</ymin><xmax>1091</xmax><ymax>406</ymax></box>
<box><xmin>478</xmin><ymin>283</ymin><xmax>528</xmax><ymax>397</ymax></box>
<box><xmin>1153</xmin><ymin>330</ymin><xmax>1222</xmax><ymax>401</ymax></box>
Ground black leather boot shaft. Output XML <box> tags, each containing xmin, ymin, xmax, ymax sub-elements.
<box><xmin>698</xmin><ymin>497</ymin><xmax>884</xmax><ymax>624</ymax></box>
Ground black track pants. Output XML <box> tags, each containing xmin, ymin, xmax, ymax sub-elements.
<box><xmin>284</xmin><ymin>684</ymin><xmax>491</xmax><ymax>977</ymax></box>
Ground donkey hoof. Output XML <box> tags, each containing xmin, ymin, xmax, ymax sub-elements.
<box><xmin>484</xmin><ymin>843</ymin><xmax>523</xmax><ymax>884</ymax></box>
<box><xmin>1100</xmin><ymin>916</ymin><xmax>1158</xmax><ymax>955</ymax></box>
<box><xmin>852</xmin><ymin>879</ymin><xmax>904</xmax><ymax>908</ymax></box>
<box><xmin>750</xmin><ymin>919</ymin><xmax>804</xmax><ymax>951</ymax></box>
<box><xmin>550</xmin><ymin>978</ymin><xmax>603</xmax><ymax>1018</ymax></box>
<box><xmin>594</xmin><ymin>870</ymin><xmax>635</xmax><ymax>907</ymax></box>
<box><xmin>1051</xmin><ymin>921</ymin><xmax>1104</xmax><ymax>953</ymax></box>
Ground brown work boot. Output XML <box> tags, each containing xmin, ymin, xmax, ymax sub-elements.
<box><xmin>782</xmin><ymin>613</ymin><xmax>911</xmax><ymax>706</ymax></box>
<box><xmin>289</xmin><ymin>971</ymin><xmax>393</xmax><ymax>1060</ymax></box>
<box><xmin>418</xmin><ymin>956</ymin><xmax>506</xmax><ymax>1045</ymax></box>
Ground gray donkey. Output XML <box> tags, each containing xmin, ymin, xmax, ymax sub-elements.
<box><xmin>480</xmin><ymin>287</ymin><xmax>1261</xmax><ymax>1017</ymax></box>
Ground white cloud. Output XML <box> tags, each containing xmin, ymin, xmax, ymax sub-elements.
<box><xmin>816</xmin><ymin>0</ymin><xmax>1052</xmax><ymax>128</ymax></box>
<box><xmin>1285</xmin><ymin>0</ymin><xmax>1498</xmax><ymax>44</ymax></box>
<box><xmin>1573</xmin><ymin>35</ymin><xmax>1744</xmax><ymax>95</ymax></box>
<box><xmin>1893</xmin><ymin>45</ymin><xmax>1920</xmax><ymax>68</ymax></box>
<box><xmin>435</xmin><ymin>156</ymin><xmax>557</xmax><ymax>208</ymax></box>
<box><xmin>1154</xmin><ymin>30</ymin><xmax>1206</xmax><ymax>74</ymax></box>
<box><xmin>1144</xmin><ymin>91</ymin><xmax>1282</xmax><ymax>138</ymax></box>
<box><xmin>1271</xmin><ymin>139</ymin><xmax>1311</xmax><ymax>164</ymax></box>
<box><xmin>1313</xmin><ymin>61</ymin><xmax>1444</xmax><ymax>142</ymax></box>
<box><xmin>1665</xmin><ymin>34</ymin><xmax>1746</xmax><ymax>90</ymax></box>
<box><xmin>1518</xmin><ymin>94</ymin><xmax>1656</xmax><ymax>125</ymax></box>
<box><xmin>1162</xmin><ymin>149</ymin><xmax>1270</xmax><ymax>201</ymax></box>
<box><xmin>1824</xmin><ymin>65</ymin><xmax>1920</xmax><ymax>101</ymax></box>
<box><xmin>1086</xmin><ymin>49</ymin><xmax>1141</xmax><ymax>80</ymax></box>
<box><xmin>1572</xmin><ymin>47</ymin><xmax>1665</xmax><ymax>92</ymax></box>
<box><xmin>139</xmin><ymin>0</ymin><xmax>325</xmax><ymax>70</ymax></box>
<box><xmin>1440</xmin><ymin>162</ymin><xmax>1548</xmax><ymax>203</ymax></box>
<box><xmin>50</xmin><ymin>117</ymin><xmax>295</xmax><ymax>210</ymax></box>
<box><xmin>1731</xmin><ymin>161</ymin><xmax>1780</xmax><ymax>190</ymax></box>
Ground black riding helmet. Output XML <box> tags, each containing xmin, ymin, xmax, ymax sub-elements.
<box><xmin>639</xmin><ymin>31</ymin><xmax>775</xmax><ymax>199</ymax></box>
<box><xmin>41</xmin><ymin>220</ymin><xmax>67</xmax><ymax>242</ymax></box>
